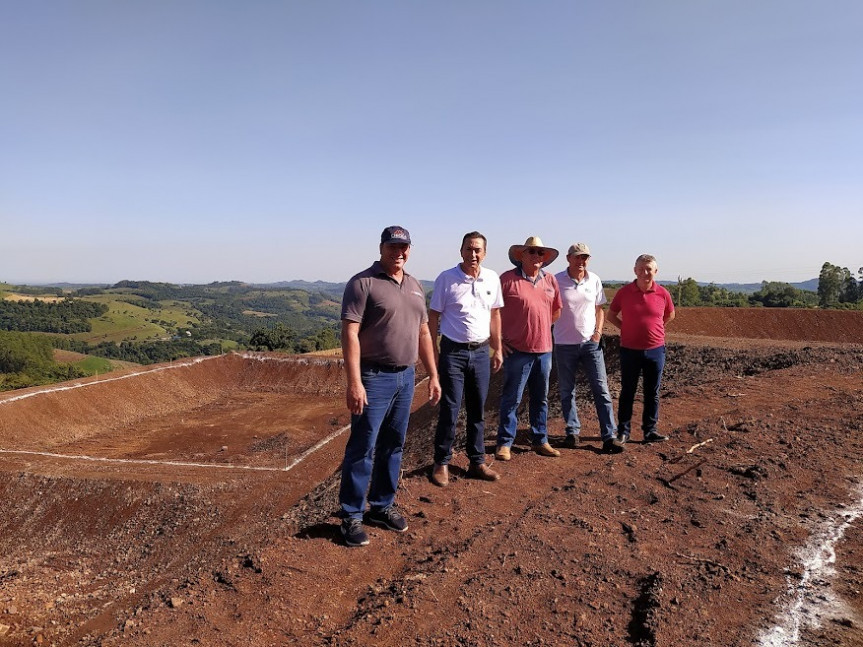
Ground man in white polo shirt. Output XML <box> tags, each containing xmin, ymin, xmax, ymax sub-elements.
<box><xmin>553</xmin><ymin>242</ymin><xmax>623</xmax><ymax>454</ymax></box>
<box><xmin>428</xmin><ymin>231</ymin><xmax>504</xmax><ymax>486</ymax></box>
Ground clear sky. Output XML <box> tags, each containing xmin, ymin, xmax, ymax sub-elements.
<box><xmin>2</xmin><ymin>1</ymin><xmax>861</xmax><ymax>286</ymax></box>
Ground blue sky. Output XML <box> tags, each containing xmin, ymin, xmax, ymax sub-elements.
<box><xmin>2</xmin><ymin>1</ymin><xmax>861</xmax><ymax>286</ymax></box>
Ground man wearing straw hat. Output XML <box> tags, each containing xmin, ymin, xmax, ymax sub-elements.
<box><xmin>495</xmin><ymin>236</ymin><xmax>562</xmax><ymax>460</ymax></box>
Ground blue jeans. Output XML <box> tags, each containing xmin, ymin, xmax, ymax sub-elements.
<box><xmin>554</xmin><ymin>342</ymin><xmax>617</xmax><ymax>442</ymax></box>
<box><xmin>618</xmin><ymin>346</ymin><xmax>666</xmax><ymax>438</ymax></box>
<box><xmin>434</xmin><ymin>338</ymin><xmax>491</xmax><ymax>465</ymax></box>
<box><xmin>496</xmin><ymin>350</ymin><xmax>553</xmax><ymax>447</ymax></box>
<box><xmin>339</xmin><ymin>364</ymin><xmax>415</xmax><ymax>520</ymax></box>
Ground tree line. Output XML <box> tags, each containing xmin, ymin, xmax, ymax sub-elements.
<box><xmin>0</xmin><ymin>331</ymin><xmax>87</xmax><ymax>390</ymax></box>
<box><xmin>0</xmin><ymin>299</ymin><xmax>108</xmax><ymax>333</ymax></box>
<box><xmin>670</xmin><ymin>264</ymin><xmax>863</xmax><ymax>310</ymax></box>
<box><xmin>88</xmin><ymin>339</ymin><xmax>223</xmax><ymax>364</ymax></box>
<box><xmin>818</xmin><ymin>262</ymin><xmax>862</xmax><ymax>309</ymax></box>
<box><xmin>662</xmin><ymin>279</ymin><xmax>818</xmax><ymax>308</ymax></box>
<box><xmin>247</xmin><ymin>322</ymin><xmax>340</xmax><ymax>353</ymax></box>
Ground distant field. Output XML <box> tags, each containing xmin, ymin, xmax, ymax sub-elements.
<box><xmin>68</xmin><ymin>295</ymin><xmax>205</xmax><ymax>344</ymax></box>
<box><xmin>72</xmin><ymin>355</ymin><xmax>116</xmax><ymax>374</ymax></box>
<box><xmin>53</xmin><ymin>349</ymin><xmax>136</xmax><ymax>373</ymax></box>
<box><xmin>242</xmin><ymin>310</ymin><xmax>277</xmax><ymax>318</ymax></box>
<box><xmin>52</xmin><ymin>349</ymin><xmax>89</xmax><ymax>363</ymax></box>
<box><xmin>3</xmin><ymin>293</ymin><xmax>65</xmax><ymax>303</ymax></box>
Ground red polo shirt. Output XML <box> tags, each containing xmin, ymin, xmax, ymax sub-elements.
<box><xmin>609</xmin><ymin>281</ymin><xmax>674</xmax><ymax>350</ymax></box>
<box><xmin>500</xmin><ymin>268</ymin><xmax>561</xmax><ymax>353</ymax></box>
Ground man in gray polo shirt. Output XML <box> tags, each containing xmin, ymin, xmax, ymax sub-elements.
<box><xmin>339</xmin><ymin>225</ymin><xmax>441</xmax><ymax>547</ymax></box>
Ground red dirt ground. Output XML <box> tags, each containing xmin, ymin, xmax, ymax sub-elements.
<box><xmin>1</xmin><ymin>308</ymin><xmax>862</xmax><ymax>646</ymax></box>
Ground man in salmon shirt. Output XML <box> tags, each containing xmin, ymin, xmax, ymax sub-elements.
<box><xmin>607</xmin><ymin>254</ymin><xmax>676</xmax><ymax>445</ymax></box>
<box><xmin>495</xmin><ymin>236</ymin><xmax>562</xmax><ymax>460</ymax></box>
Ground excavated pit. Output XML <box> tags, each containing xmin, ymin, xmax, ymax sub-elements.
<box><xmin>0</xmin><ymin>308</ymin><xmax>862</xmax><ymax>647</ymax></box>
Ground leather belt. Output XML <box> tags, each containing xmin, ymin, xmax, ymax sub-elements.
<box><xmin>361</xmin><ymin>361</ymin><xmax>409</xmax><ymax>373</ymax></box>
<box><xmin>442</xmin><ymin>336</ymin><xmax>490</xmax><ymax>351</ymax></box>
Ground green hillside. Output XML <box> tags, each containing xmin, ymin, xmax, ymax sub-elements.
<box><xmin>0</xmin><ymin>281</ymin><xmax>342</xmax><ymax>391</ymax></box>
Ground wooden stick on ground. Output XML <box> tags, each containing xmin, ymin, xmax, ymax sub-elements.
<box><xmin>686</xmin><ymin>438</ymin><xmax>714</xmax><ymax>454</ymax></box>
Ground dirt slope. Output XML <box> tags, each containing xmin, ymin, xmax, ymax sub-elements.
<box><xmin>0</xmin><ymin>309</ymin><xmax>862</xmax><ymax>647</ymax></box>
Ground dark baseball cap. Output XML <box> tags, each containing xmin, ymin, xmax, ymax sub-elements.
<box><xmin>381</xmin><ymin>225</ymin><xmax>411</xmax><ymax>245</ymax></box>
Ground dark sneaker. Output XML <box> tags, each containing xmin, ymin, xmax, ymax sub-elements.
<box><xmin>341</xmin><ymin>518</ymin><xmax>369</xmax><ymax>547</ymax></box>
<box><xmin>644</xmin><ymin>431</ymin><xmax>669</xmax><ymax>443</ymax></box>
<box><xmin>602</xmin><ymin>439</ymin><xmax>624</xmax><ymax>454</ymax></box>
<box><xmin>617</xmin><ymin>432</ymin><xmax>630</xmax><ymax>445</ymax></box>
<box><xmin>563</xmin><ymin>435</ymin><xmax>580</xmax><ymax>449</ymax></box>
<box><xmin>366</xmin><ymin>506</ymin><xmax>409</xmax><ymax>533</ymax></box>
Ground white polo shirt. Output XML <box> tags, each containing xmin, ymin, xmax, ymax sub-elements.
<box><xmin>430</xmin><ymin>265</ymin><xmax>504</xmax><ymax>344</ymax></box>
<box><xmin>553</xmin><ymin>269</ymin><xmax>607</xmax><ymax>344</ymax></box>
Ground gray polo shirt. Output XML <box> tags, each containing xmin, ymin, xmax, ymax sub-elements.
<box><xmin>341</xmin><ymin>261</ymin><xmax>428</xmax><ymax>367</ymax></box>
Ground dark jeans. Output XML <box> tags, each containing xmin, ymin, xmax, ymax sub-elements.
<box><xmin>339</xmin><ymin>364</ymin><xmax>415</xmax><ymax>520</ymax></box>
<box><xmin>618</xmin><ymin>346</ymin><xmax>666</xmax><ymax>438</ymax></box>
<box><xmin>434</xmin><ymin>337</ymin><xmax>491</xmax><ymax>466</ymax></box>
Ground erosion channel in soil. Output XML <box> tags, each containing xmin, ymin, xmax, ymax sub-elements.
<box><xmin>0</xmin><ymin>307</ymin><xmax>862</xmax><ymax>647</ymax></box>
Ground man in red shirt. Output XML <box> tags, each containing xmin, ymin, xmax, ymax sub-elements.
<box><xmin>495</xmin><ymin>236</ymin><xmax>562</xmax><ymax>460</ymax></box>
<box><xmin>607</xmin><ymin>254</ymin><xmax>675</xmax><ymax>444</ymax></box>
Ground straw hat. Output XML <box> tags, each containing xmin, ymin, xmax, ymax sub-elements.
<box><xmin>507</xmin><ymin>236</ymin><xmax>560</xmax><ymax>267</ymax></box>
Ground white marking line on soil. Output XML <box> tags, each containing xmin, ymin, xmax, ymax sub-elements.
<box><xmin>233</xmin><ymin>351</ymin><xmax>340</xmax><ymax>366</ymax></box>
<box><xmin>0</xmin><ymin>424</ymin><xmax>352</xmax><ymax>473</ymax></box>
<box><xmin>757</xmin><ymin>485</ymin><xmax>863</xmax><ymax>646</ymax></box>
<box><xmin>0</xmin><ymin>449</ymin><xmax>287</xmax><ymax>472</ymax></box>
<box><xmin>284</xmin><ymin>424</ymin><xmax>351</xmax><ymax>471</ymax></box>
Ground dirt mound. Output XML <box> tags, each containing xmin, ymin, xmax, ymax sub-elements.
<box><xmin>669</xmin><ymin>307</ymin><xmax>863</xmax><ymax>343</ymax></box>
<box><xmin>1</xmin><ymin>311</ymin><xmax>862</xmax><ymax>646</ymax></box>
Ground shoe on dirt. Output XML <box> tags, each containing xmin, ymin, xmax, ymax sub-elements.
<box><xmin>341</xmin><ymin>518</ymin><xmax>369</xmax><ymax>547</ymax></box>
<box><xmin>644</xmin><ymin>431</ymin><xmax>670</xmax><ymax>443</ymax></box>
<box><xmin>602</xmin><ymin>439</ymin><xmax>624</xmax><ymax>454</ymax></box>
<box><xmin>563</xmin><ymin>435</ymin><xmax>580</xmax><ymax>449</ymax></box>
<box><xmin>365</xmin><ymin>506</ymin><xmax>408</xmax><ymax>532</ymax></box>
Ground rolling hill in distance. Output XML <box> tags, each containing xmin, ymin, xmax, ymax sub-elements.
<box><xmin>0</xmin><ymin>275</ymin><xmax>832</xmax><ymax>392</ymax></box>
<box><xmin>32</xmin><ymin>278</ymin><xmax>821</xmax><ymax>295</ymax></box>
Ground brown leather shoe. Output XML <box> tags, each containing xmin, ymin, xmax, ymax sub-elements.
<box><xmin>467</xmin><ymin>463</ymin><xmax>500</xmax><ymax>481</ymax></box>
<box><xmin>430</xmin><ymin>463</ymin><xmax>449</xmax><ymax>487</ymax></box>
<box><xmin>532</xmin><ymin>442</ymin><xmax>561</xmax><ymax>457</ymax></box>
<box><xmin>494</xmin><ymin>445</ymin><xmax>511</xmax><ymax>461</ymax></box>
